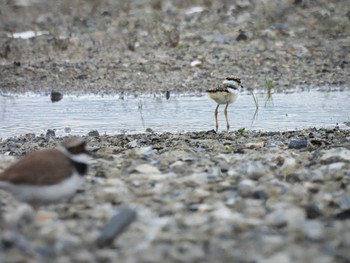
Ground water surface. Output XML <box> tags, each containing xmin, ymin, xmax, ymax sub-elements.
<box><xmin>1</xmin><ymin>90</ymin><xmax>349</xmax><ymax>138</ymax></box>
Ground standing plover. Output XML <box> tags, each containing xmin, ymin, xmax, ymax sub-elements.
<box><xmin>0</xmin><ymin>137</ymin><xmax>90</xmax><ymax>206</ymax></box>
<box><xmin>206</xmin><ymin>77</ymin><xmax>244</xmax><ymax>132</ymax></box>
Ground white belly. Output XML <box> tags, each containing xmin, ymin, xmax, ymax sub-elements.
<box><xmin>0</xmin><ymin>172</ymin><xmax>84</xmax><ymax>204</ymax></box>
<box><xmin>208</xmin><ymin>91</ymin><xmax>239</xmax><ymax>105</ymax></box>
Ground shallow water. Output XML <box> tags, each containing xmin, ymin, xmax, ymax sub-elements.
<box><xmin>0</xmin><ymin>90</ymin><xmax>349</xmax><ymax>138</ymax></box>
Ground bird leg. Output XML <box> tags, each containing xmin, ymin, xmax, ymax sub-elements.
<box><xmin>215</xmin><ymin>104</ymin><xmax>220</xmax><ymax>132</ymax></box>
<box><xmin>224</xmin><ymin>104</ymin><xmax>230</xmax><ymax>132</ymax></box>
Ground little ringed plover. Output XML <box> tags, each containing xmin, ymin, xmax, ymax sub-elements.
<box><xmin>206</xmin><ymin>76</ymin><xmax>244</xmax><ymax>132</ymax></box>
<box><xmin>0</xmin><ymin>137</ymin><xmax>90</xmax><ymax>206</ymax></box>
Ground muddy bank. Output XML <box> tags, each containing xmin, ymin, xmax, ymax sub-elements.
<box><xmin>0</xmin><ymin>0</ymin><xmax>349</xmax><ymax>95</ymax></box>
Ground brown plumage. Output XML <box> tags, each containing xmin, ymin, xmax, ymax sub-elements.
<box><xmin>0</xmin><ymin>149</ymin><xmax>72</xmax><ymax>186</ymax></box>
<box><xmin>0</xmin><ymin>137</ymin><xmax>90</xmax><ymax>205</ymax></box>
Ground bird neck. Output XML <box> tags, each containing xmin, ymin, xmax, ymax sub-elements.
<box><xmin>57</xmin><ymin>146</ymin><xmax>90</xmax><ymax>176</ymax></box>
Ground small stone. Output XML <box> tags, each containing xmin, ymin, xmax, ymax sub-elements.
<box><xmin>305</xmin><ymin>203</ymin><xmax>323</xmax><ymax>219</ymax></box>
<box><xmin>320</xmin><ymin>148</ymin><xmax>350</xmax><ymax>163</ymax></box>
<box><xmin>97</xmin><ymin>187</ymin><xmax>120</xmax><ymax>202</ymax></box>
<box><xmin>236</xmin><ymin>29</ymin><xmax>248</xmax><ymax>41</ymax></box>
<box><xmin>132</xmin><ymin>163</ymin><xmax>160</xmax><ymax>174</ymax></box>
<box><xmin>337</xmin><ymin>195</ymin><xmax>350</xmax><ymax>210</ymax></box>
<box><xmin>96</xmin><ymin>206</ymin><xmax>137</xmax><ymax>247</ymax></box>
<box><xmin>190</xmin><ymin>60</ymin><xmax>202</xmax><ymax>67</ymax></box>
<box><xmin>165</xmin><ymin>90</ymin><xmax>170</xmax><ymax>100</ymax></box>
<box><xmin>212</xmin><ymin>203</ymin><xmax>235</xmax><ymax>220</ymax></box>
<box><xmin>304</xmin><ymin>182</ymin><xmax>319</xmax><ymax>193</ymax></box>
<box><xmin>50</xmin><ymin>91</ymin><xmax>63</xmax><ymax>103</ymax></box>
<box><xmin>46</xmin><ymin>129</ymin><xmax>55</xmax><ymax>138</ymax></box>
<box><xmin>64</xmin><ymin>127</ymin><xmax>71</xmax><ymax>133</ymax></box>
<box><xmin>245</xmin><ymin>141</ymin><xmax>264</xmax><ymax>149</ymax></box>
<box><xmin>133</xmin><ymin>146</ymin><xmax>154</xmax><ymax>159</ymax></box>
<box><xmin>335</xmin><ymin>209</ymin><xmax>350</xmax><ymax>220</ymax></box>
<box><xmin>301</xmin><ymin>221</ymin><xmax>324</xmax><ymax>240</ymax></box>
<box><xmin>279</xmin><ymin>156</ymin><xmax>298</xmax><ymax>175</ymax></box>
<box><xmin>266</xmin><ymin>207</ymin><xmax>305</xmax><ymax>228</ymax></box>
<box><xmin>246</xmin><ymin>161</ymin><xmax>267</xmax><ymax>179</ymax></box>
<box><xmin>288</xmin><ymin>139</ymin><xmax>308</xmax><ymax>149</ymax></box>
<box><xmin>237</xmin><ymin>179</ymin><xmax>255</xmax><ymax>197</ymax></box>
<box><xmin>252</xmin><ymin>190</ymin><xmax>269</xmax><ymax>200</ymax></box>
<box><xmin>54</xmin><ymin>234</ymin><xmax>82</xmax><ymax>254</ymax></box>
<box><xmin>126</xmin><ymin>139</ymin><xmax>138</xmax><ymax>148</ymax></box>
<box><xmin>88</xmin><ymin>130</ymin><xmax>99</xmax><ymax>137</ymax></box>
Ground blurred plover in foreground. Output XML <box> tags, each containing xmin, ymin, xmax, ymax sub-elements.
<box><xmin>0</xmin><ymin>137</ymin><xmax>90</xmax><ymax>207</ymax></box>
<box><xmin>206</xmin><ymin>76</ymin><xmax>244</xmax><ymax>132</ymax></box>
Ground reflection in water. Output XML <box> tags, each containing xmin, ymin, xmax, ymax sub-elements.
<box><xmin>0</xmin><ymin>91</ymin><xmax>349</xmax><ymax>138</ymax></box>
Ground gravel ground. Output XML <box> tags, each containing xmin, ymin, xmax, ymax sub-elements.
<box><xmin>1</xmin><ymin>129</ymin><xmax>350</xmax><ymax>262</ymax></box>
<box><xmin>1</xmin><ymin>0</ymin><xmax>350</xmax><ymax>262</ymax></box>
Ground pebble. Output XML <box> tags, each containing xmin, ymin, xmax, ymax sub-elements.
<box><xmin>50</xmin><ymin>91</ymin><xmax>63</xmax><ymax>103</ymax></box>
<box><xmin>237</xmin><ymin>179</ymin><xmax>256</xmax><ymax>197</ymax></box>
<box><xmin>88</xmin><ymin>130</ymin><xmax>100</xmax><ymax>137</ymax></box>
<box><xmin>288</xmin><ymin>139</ymin><xmax>308</xmax><ymax>149</ymax></box>
<box><xmin>301</xmin><ymin>221</ymin><xmax>324</xmax><ymax>240</ymax></box>
<box><xmin>45</xmin><ymin>129</ymin><xmax>56</xmax><ymax>138</ymax></box>
<box><xmin>96</xmin><ymin>206</ymin><xmax>137</xmax><ymax>247</ymax></box>
<box><xmin>320</xmin><ymin>148</ymin><xmax>350</xmax><ymax>163</ymax></box>
<box><xmin>190</xmin><ymin>60</ymin><xmax>202</xmax><ymax>67</ymax></box>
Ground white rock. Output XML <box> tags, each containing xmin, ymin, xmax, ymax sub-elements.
<box><xmin>212</xmin><ymin>204</ymin><xmax>235</xmax><ymax>220</ymax></box>
<box><xmin>246</xmin><ymin>161</ymin><xmax>267</xmax><ymax>179</ymax></box>
<box><xmin>134</xmin><ymin>146</ymin><xmax>154</xmax><ymax>158</ymax></box>
<box><xmin>266</xmin><ymin>207</ymin><xmax>305</xmax><ymax>229</ymax></box>
<box><xmin>133</xmin><ymin>164</ymin><xmax>160</xmax><ymax>174</ymax></box>
<box><xmin>190</xmin><ymin>60</ymin><xmax>202</xmax><ymax>67</ymax></box>
<box><xmin>238</xmin><ymin>179</ymin><xmax>256</xmax><ymax>197</ymax></box>
<box><xmin>301</xmin><ymin>221</ymin><xmax>324</xmax><ymax>240</ymax></box>
<box><xmin>320</xmin><ymin>148</ymin><xmax>350</xmax><ymax>162</ymax></box>
<box><xmin>170</xmin><ymin>160</ymin><xmax>184</xmax><ymax>169</ymax></box>
<box><xmin>279</xmin><ymin>156</ymin><xmax>298</xmax><ymax>175</ymax></box>
<box><xmin>126</xmin><ymin>139</ymin><xmax>138</xmax><ymax>148</ymax></box>
<box><xmin>97</xmin><ymin>187</ymin><xmax>120</xmax><ymax>202</ymax></box>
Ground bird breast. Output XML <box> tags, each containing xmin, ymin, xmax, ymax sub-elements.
<box><xmin>208</xmin><ymin>91</ymin><xmax>238</xmax><ymax>105</ymax></box>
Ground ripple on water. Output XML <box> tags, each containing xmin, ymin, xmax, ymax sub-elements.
<box><xmin>0</xmin><ymin>90</ymin><xmax>349</xmax><ymax>138</ymax></box>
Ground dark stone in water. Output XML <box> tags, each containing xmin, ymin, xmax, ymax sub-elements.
<box><xmin>88</xmin><ymin>130</ymin><xmax>99</xmax><ymax>137</ymax></box>
<box><xmin>288</xmin><ymin>138</ymin><xmax>308</xmax><ymax>149</ymax></box>
<box><xmin>50</xmin><ymin>91</ymin><xmax>63</xmax><ymax>103</ymax></box>
<box><xmin>166</xmin><ymin>90</ymin><xmax>170</xmax><ymax>100</ymax></box>
<box><xmin>96</xmin><ymin>206</ymin><xmax>137</xmax><ymax>247</ymax></box>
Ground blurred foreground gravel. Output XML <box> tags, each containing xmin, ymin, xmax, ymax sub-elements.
<box><xmin>0</xmin><ymin>128</ymin><xmax>350</xmax><ymax>262</ymax></box>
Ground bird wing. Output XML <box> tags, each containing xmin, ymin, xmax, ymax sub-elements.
<box><xmin>0</xmin><ymin>149</ymin><xmax>72</xmax><ymax>186</ymax></box>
